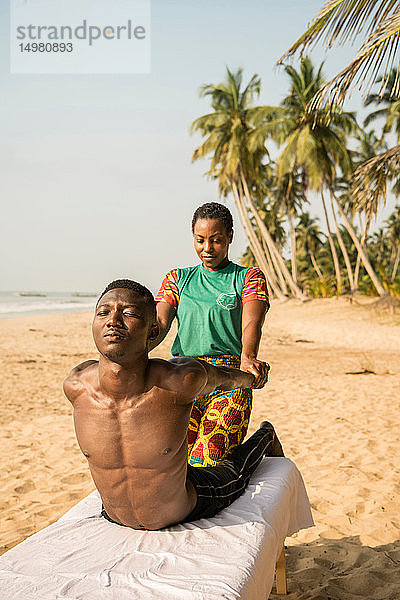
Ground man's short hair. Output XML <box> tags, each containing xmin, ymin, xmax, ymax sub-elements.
<box><xmin>97</xmin><ymin>279</ymin><xmax>156</xmax><ymax>316</ymax></box>
<box><xmin>191</xmin><ymin>202</ymin><xmax>233</xmax><ymax>235</ymax></box>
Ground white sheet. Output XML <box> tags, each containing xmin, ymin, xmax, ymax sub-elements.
<box><xmin>0</xmin><ymin>458</ymin><xmax>314</xmax><ymax>600</ymax></box>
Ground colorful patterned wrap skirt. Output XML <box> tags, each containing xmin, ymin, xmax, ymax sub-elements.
<box><xmin>187</xmin><ymin>355</ymin><xmax>253</xmax><ymax>467</ymax></box>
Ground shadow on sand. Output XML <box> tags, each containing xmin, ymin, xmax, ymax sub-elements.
<box><xmin>269</xmin><ymin>536</ymin><xmax>400</xmax><ymax>600</ymax></box>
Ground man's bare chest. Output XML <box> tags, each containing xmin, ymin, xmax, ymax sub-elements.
<box><xmin>73</xmin><ymin>390</ymin><xmax>192</xmax><ymax>468</ymax></box>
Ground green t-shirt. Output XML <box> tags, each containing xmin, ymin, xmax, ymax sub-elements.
<box><xmin>171</xmin><ymin>262</ymin><xmax>248</xmax><ymax>357</ymax></box>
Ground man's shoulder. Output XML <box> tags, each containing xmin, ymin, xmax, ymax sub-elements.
<box><xmin>149</xmin><ymin>357</ymin><xmax>207</xmax><ymax>399</ymax></box>
<box><xmin>63</xmin><ymin>360</ymin><xmax>98</xmax><ymax>403</ymax></box>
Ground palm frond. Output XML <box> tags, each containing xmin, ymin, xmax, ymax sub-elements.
<box><xmin>363</xmin><ymin>106</ymin><xmax>390</xmax><ymax>125</ymax></box>
<box><xmin>352</xmin><ymin>142</ymin><xmax>400</xmax><ymax>213</ymax></box>
<box><xmin>279</xmin><ymin>1</ymin><xmax>400</xmax><ymax>111</ymax></box>
<box><xmin>279</xmin><ymin>0</ymin><xmax>400</xmax><ymax>62</ymax></box>
<box><xmin>308</xmin><ymin>11</ymin><xmax>400</xmax><ymax>109</ymax></box>
<box><xmin>190</xmin><ymin>115</ymin><xmax>230</xmax><ymax>139</ymax></box>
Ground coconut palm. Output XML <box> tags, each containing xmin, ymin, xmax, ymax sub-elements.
<box><xmin>259</xmin><ymin>57</ymin><xmax>358</xmax><ymax>293</ymax></box>
<box><xmin>268</xmin><ymin>55</ymin><xmax>387</xmax><ymax>295</ymax></box>
<box><xmin>386</xmin><ymin>204</ymin><xmax>400</xmax><ymax>280</ymax></box>
<box><xmin>364</xmin><ymin>71</ymin><xmax>400</xmax><ymax>197</ymax></box>
<box><xmin>342</xmin><ymin>130</ymin><xmax>388</xmax><ymax>288</ymax></box>
<box><xmin>364</xmin><ymin>69</ymin><xmax>400</xmax><ymax>139</ymax></box>
<box><xmin>329</xmin><ymin>194</ymin><xmax>356</xmax><ymax>291</ymax></box>
<box><xmin>190</xmin><ymin>68</ymin><xmax>274</xmax><ymax>289</ymax></box>
<box><xmin>258</xmin><ymin>197</ymin><xmax>292</xmax><ymax>294</ymax></box>
<box><xmin>240</xmin><ymin>201</ymin><xmax>288</xmax><ymax>295</ymax></box>
<box><xmin>278</xmin><ymin>0</ymin><xmax>400</xmax><ymax>283</ymax></box>
<box><xmin>265</xmin><ymin>164</ymin><xmax>307</xmax><ymax>284</ymax></box>
<box><xmin>279</xmin><ymin>1</ymin><xmax>400</xmax><ymax>109</ymax></box>
<box><xmin>368</xmin><ymin>228</ymin><xmax>391</xmax><ymax>273</ymax></box>
<box><xmin>191</xmin><ymin>67</ymin><xmax>306</xmax><ymax>299</ymax></box>
<box><xmin>296</xmin><ymin>212</ymin><xmax>326</xmax><ymax>281</ymax></box>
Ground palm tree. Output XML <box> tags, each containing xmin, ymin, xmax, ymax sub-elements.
<box><xmin>263</xmin><ymin>164</ymin><xmax>307</xmax><ymax>284</ymax></box>
<box><xmin>368</xmin><ymin>228</ymin><xmax>391</xmax><ymax>274</ymax></box>
<box><xmin>386</xmin><ymin>204</ymin><xmax>400</xmax><ymax>280</ymax></box>
<box><xmin>364</xmin><ymin>70</ymin><xmax>400</xmax><ymax>198</ymax></box>
<box><xmin>296</xmin><ymin>212</ymin><xmax>325</xmax><ymax>281</ymax></box>
<box><xmin>329</xmin><ymin>194</ymin><xmax>355</xmax><ymax>291</ymax></box>
<box><xmin>259</xmin><ymin>57</ymin><xmax>357</xmax><ymax>294</ymax></box>
<box><xmin>364</xmin><ymin>69</ymin><xmax>400</xmax><ymax>141</ymax></box>
<box><xmin>278</xmin><ymin>1</ymin><xmax>400</xmax><ymax>288</ymax></box>
<box><xmin>341</xmin><ymin>130</ymin><xmax>387</xmax><ymax>289</ymax></box>
<box><xmin>263</xmin><ymin>55</ymin><xmax>386</xmax><ymax>296</ymax></box>
<box><xmin>240</xmin><ymin>201</ymin><xmax>289</xmax><ymax>296</ymax></box>
<box><xmin>279</xmin><ymin>1</ymin><xmax>400</xmax><ymax>109</ymax></box>
<box><xmin>257</xmin><ymin>196</ymin><xmax>291</xmax><ymax>294</ymax></box>
<box><xmin>191</xmin><ymin>67</ymin><xmax>306</xmax><ymax>299</ymax></box>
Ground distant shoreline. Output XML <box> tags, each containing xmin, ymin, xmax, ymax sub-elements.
<box><xmin>0</xmin><ymin>289</ymin><xmax>157</xmax><ymax>319</ymax></box>
<box><xmin>0</xmin><ymin>306</ymin><xmax>94</xmax><ymax>319</ymax></box>
<box><xmin>0</xmin><ymin>291</ymin><xmax>97</xmax><ymax>319</ymax></box>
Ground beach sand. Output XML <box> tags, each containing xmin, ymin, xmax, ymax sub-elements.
<box><xmin>1</xmin><ymin>298</ymin><xmax>399</xmax><ymax>599</ymax></box>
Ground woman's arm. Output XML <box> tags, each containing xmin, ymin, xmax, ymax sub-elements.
<box><xmin>150</xmin><ymin>269</ymin><xmax>179</xmax><ymax>351</ymax></box>
<box><xmin>149</xmin><ymin>301</ymin><xmax>176</xmax><ymax>351</ymax></box>
<box><xmin>240</xmin><ymin>299</ymin><xmax>269</xmax><ymax>389</ymax></box>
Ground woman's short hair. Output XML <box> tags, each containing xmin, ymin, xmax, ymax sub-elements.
<box><xmin>191</xmin><ymin>202</ymin><xmax>233</xmax><ymax>234</ymax></box>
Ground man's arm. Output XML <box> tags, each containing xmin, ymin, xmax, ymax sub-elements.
<box><xmin>170</xmin><ymin>357</ymin><xmax>255</xmax><ymax>399</ymax></box>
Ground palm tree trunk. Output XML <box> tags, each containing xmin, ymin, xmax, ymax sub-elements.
<box><xmin>330</xmin><ymin>195</ymin><xmax>355</xmax><ymax>292</ymax></box>
<box><xmin>231</xmin><ymin>180</ymin><xmax>267</xmax><ymax>272</ymax></box>
<box><xmin>333</xmin><ymin>196</ymin><xmax>386</xmax><ymax>297</ymax></box>
<box><xmin>259</xmin><ymin>222</ymin><xmax>290</xmax><ymax>295</ymax></box>
<box><xmin>392</xmin><ymin>246</ymin><xmax>400</xmax><ymax>281</ymax></box>
<box><xmin>354</xmin><ymin>212</ymin><xmax>371</xmax><ymax>290</ymax></box>
<box><xmin>321</xmin><ymin>190</ymin><xmax>342</xmax><ymax>295</ymax></box>
<box><xmin>239</xmin><ymin>168</ymin><xmax>307</xmax><ymax>299</ymax></box>
<box><xmin>288</xmin><ymin>211</ymin><xmax>297</xmax><ymax>283</ymax></box>
<box><xmin>261</xmin><ymin>236</ymin><xmax>286</xmax><ymax>295</ymax></box>
<box><xmin>310</xmin><ymin>251</ymin><xmax>324</xmax><ymax>281</ymax></box>
<box><xmin>231</xmin><ymin>181</ymin><xmax>286</xmax><ymax>299</ymax></box>
<box><xmin>232</xmin><ymin>182</ymin><xmax>260</xmax><ymax>263</ymax></box>
<box><xmin>354</xmin><ymin>214</ymin><xmax>365</xmax><ymax>290</ymax></box>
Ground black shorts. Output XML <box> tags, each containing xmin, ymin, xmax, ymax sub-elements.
<box><xmin>184</xmin><ymin>427</ymin><xmax>271</xmax><ymax>522</ymax></box>
<box><xmin>101</xmin><ymin>506</ymin><xmax>126</xmax><ymax>526</ymax></box>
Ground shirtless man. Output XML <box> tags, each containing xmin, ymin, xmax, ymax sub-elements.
<box><xmin>63</xmin><ymin>279</ymin><xmax>283</xmax><ymax>530</ymax></box>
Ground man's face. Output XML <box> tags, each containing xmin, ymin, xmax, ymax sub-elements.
<box><xmin>92</xmin><ymin>288</ymin><xmax>156</xmax><ymax>363</ymax></box>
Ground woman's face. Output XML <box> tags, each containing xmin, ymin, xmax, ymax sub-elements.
<box><xmin>193</xmin><ymin>218</ymin><xmax>233</xmax><ymax>271</ymax></box>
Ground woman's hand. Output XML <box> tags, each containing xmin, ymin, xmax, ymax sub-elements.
<box><xmin>240</xmin><ymin>356</ymin><xmax>270</xmax><ymax>389</ymax></box>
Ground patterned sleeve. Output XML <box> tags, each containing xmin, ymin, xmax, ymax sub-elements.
<box><xmin>155</xmin><ymin>269</ymin><xmax>179</xmax><ymax>308</ymax></box>
<box><xmin>242</xmin><ymin>267</ymin><xmax>270</xmax><ymax>309</ymax></box>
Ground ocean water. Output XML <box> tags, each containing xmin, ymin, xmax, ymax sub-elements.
<box><xmin>0</xmin><ymin>291</ymin><xmax>98</xmax><ymax>318</ymax></box>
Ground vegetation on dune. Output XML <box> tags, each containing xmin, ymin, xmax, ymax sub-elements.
<box><xmin>190</xmin><ymin>1</ymin><xmax>400</xmax><ymax>300</ymax></box>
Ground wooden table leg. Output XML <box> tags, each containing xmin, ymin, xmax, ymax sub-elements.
<box><xmin>275</xmin><ymin>545</ymin><xmax>287</xmax><ymax>595</ymax></box>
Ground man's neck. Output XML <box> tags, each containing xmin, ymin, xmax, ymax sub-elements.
<box><xmin>98</xmin><ymin>353</ymin><xmax>149</xmax><ymax>399</ymax></box>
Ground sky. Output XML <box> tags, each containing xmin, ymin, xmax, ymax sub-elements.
<box><xmin>0</xmin><ymin>0</ymin><xmax>397</xmax><ymax>293</ymax></box>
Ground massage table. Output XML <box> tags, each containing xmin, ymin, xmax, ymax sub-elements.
<box><xmin>0</xmin><ymin>457</ymin><xmax>314</xmax><ymax>599</ymax></box>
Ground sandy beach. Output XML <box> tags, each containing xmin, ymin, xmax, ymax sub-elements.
<box><xmin>1</xmin><ymin>298</ymin><xmax>399</xmax><ymax>599</ymax></box>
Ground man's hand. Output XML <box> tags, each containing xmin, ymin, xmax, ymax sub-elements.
<box><xmin>240</xmin><ymin>356</ymin><xmax>270</xmax><ymax>389</ymax></box>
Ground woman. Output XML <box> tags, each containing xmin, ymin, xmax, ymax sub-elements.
<box><xmin>153</xmin><ymin>202</ymin><xmax>270</xmax><ymax>467</ymax></box>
